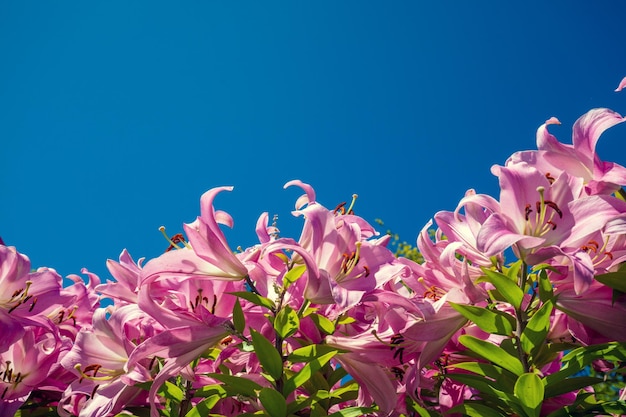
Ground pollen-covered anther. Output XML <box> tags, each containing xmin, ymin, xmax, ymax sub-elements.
<box><xmin>544</xmin><ymin>201</ymin><xmax>563</xmax><ymax>218</ymax></box>
<box><xmin>333</xmin><ymin>194</ymin><xmax>359</xmax><ymax>215</ymax></box>
<box><xmin>423</xmin><ymin>285</ymin><xmax>445</xmax><ymax>301</ymax></box>
<box><xmin>525</xmin><ymin>204</ymin><xmax>533</xmax><ymax>221</ymax></box>
<box><xmin>390</xmin><ymin>366</ymin><xmax>405</xmax><ymax>382</ymax></box>
<box><xmin>159</xmin><ymin>226</ymin><xmax>190</xmax><ymax>252</ymax></box>
<box><xmin>28</xmin><ymin>297</ymin><xmax>37</xmax><ymax>312</ymax></box>
<box><xmin>340</xmin><ymin>242</ymin><xmax>362</xmax><ymax>276</ymax></box>
<box><xmin>333</xmin><ymin>202</ymin><xmax>347</xmax><ymax>215</ymax></box>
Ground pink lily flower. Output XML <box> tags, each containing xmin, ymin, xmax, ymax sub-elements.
<box><xmin>460</xmin><ymin>162</ymin><xmax>626</xmax><ymax>268</ymax></box>
<box><xmin>141</xmin><ymin>186</ymin><xmax>250</xmax><ymax>283</ymax></box>
<box><xmin>129</xmin><ymin>272</ymin><xmax>236</xmax><ymax>416</ymax></box>
<box><xmin>281</xmin><ymin>181</ymin><xmax>405</xmax><ymax>313</ymax></box>
<box><xmin>554</xmin><ymin>280</ymin><xmax>626</xmax><ymax>344</ymax></box>
<box><xmin>96</xmin><ymin>249</ymin><xmax>144</xmax><ymax>305</ymax></box>
<box><xmin>0</xmin><ymin>245</ymin><xmax>66</xmax><ymax>352</ymax></box>
<box><xmin>60</xmin><ymin>305</ymin><xmax>154</xmax><ymax>417</ymax></box>
<box><xmin>0</xmin><ymin>325</ymin><xmax>62</xmax><ymax>417</ymax></box>
<box><xmin>509</xmin><ymin>108</ymin><xmax>626</xmax><ymax>195</ymax></box>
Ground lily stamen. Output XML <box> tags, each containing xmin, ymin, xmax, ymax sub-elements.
<box><xmin>159</xmin><ymin>226</ymin><xmax>191</xmax><ymax>251</ymax></box>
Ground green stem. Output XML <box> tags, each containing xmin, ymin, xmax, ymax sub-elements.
<box><xmin>515</xmin><ymin>264</ymin><xmax>530</xmax><ymax>374</ymax></box>
<box><xmin>178</xmin><ymin>378</ymin><xmax>194</xmax><ymax>417</ymax></box>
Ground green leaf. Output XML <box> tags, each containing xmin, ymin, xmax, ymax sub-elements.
<box><xmin>206</xmin><ymin>373</ymin><xmax>263</xmax><ymax>398</ymax></box>
<box><xmin>478</xmin><ymin>269</ymin><xmax>524</xmax><ymax>309</ymax></box>
<box><xmin>309</xmin><ymin>312</ymin><xmax>336</xmax><ymax>335</ymax></box>
<box><xmin>259</xmin><ymin>387</ymin><xmax>287</xmax><ymax>417</ymax></box>
<box><xmin>448</xmin><ymin>362</ymin><xmax>517</xmax><ymax>390</ymax></box>
<box><xmin>283</xmin><ymin>264</ymin><xmax>307</xmax><ymax>289</ymax></box>
<box><xmin>274</xmin><ymin>305</ymin><xmax>300</xmax><ymax>339</ymax></box>
<box><xmin>544</xmin><ymin>376</ymin><xmax>604</xmax><ymax>399</ymax></box>
<box><xmin>514</xmin><ymin>373</ymin><xmax>544</xmax><ymax>417</ymax></box>
<box><xmin>283</xmin><ymin>350</ymin><xmax>337</xmax><ymax>395</ymax></box>
<box><xmin>459</xmin><ymin>335</ymin><xmax>525</xmax><ymax>376</ymax></box>
<box><xmin>288</xmin><ymin>344</ymin><xmax>340</xmax><ymax>363</ymax></box>
<box><xmin>536</xmin><ymin>269</ymin><xmax>554</xmax><ymax>302</ymax></box>
<box><xmin>158</xmin><ymin>381</ymin><xmax>184</xmax><ymax>402</ymax></box>
<box><xmin>448</xmin><ymin>402</ymin><xmax>509</xmax><ymax>417</ymax></box>
<box><xmin>449</xmin><ymin>303</ymin><xmax>515</xmax><ymax>336</ymax></box>
<box><xmin>185</xmin><ymin>395</ymin><xmax>223</xmax><ymax>417</ymax></box>
<box><xmin>327</xmin><ymin>407</ymin><xmax>376</xmax><ymax>417</ymax></box>
<box><xmin>446</xmin><ymin>373</ymin><xmax>520</xmax><ymax>409</ymax></box>
<box><xmin>595</xmin><ymin>271</ymin><xmax>626</xmax><ymax>293</ymax></box>
<box><xmin>233</xmin><ymin>298</ymin><xmax>245</xmax><ymax>333</ymax></box>
<box><xmin>230</xmin><ymin>291</ymin><xmax>276</xmax><ymax>311</ymax></box>
<box><xmin>545</xmin><ymin>342</ymin><xmax>626</xmax><ymax>386</ymax></box>
<box><xmin>250</xmin><ymin>329</ymin><xmax>283</xmax><ymax>382</ymax></box>
<box><xmin>193</xmin><ymin>384</ymin><xmax>227</xmax><ymax>398</ymax></box>
<box><xmin>521</xmin><ymin>300</ymin><xmax>553</xmax><ymax>357</ymax></box>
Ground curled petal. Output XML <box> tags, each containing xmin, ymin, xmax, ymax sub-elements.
<box><xmin>572</xmin><ymin>108</ymin><xmax>625</xmax><ymax>165</ymax></box>
<box><xmin>615</xmin><ymin>76</ymin><xmax>626</xmax><ymax>92</ymax></box>
<box><xmin>284</xmin><ymin>179</ymin><xmax>316</xmax><ymax>208</ymax></box>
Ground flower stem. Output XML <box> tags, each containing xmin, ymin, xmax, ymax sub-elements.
<box><xmin>515</xmin><ymin>264</ymin><xmax>530</xmax><ymax>374</ymax></box>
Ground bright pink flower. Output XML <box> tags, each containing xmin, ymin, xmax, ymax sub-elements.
<box><xmin>509</xmin><ymin>108</ymin><xmax>626</xmax><ymax>195</ymax></box>
<box><xmin>281</xmin><ymin>181</ymin><xmax>405</xmax><ymax>313</ymax></box>
<box><xmin>0</xmin><ymin>325</ymin><xmax>61</xmax><ymax>416</ymax></box>
<box><xmin>60</xmin><ymin>305</ymin><xmax>155</xmax><ymax>417</ymax></box>
<box><xmin>96</xmin><ymin>249</ymin><xmax>144</xmax><ymax>305</ymax></box>
<box><xmin>554</xmin><ymin>280</ymin><xmax>626</xmax><ymax>343</ymax></box>
<box><xmin>141</xmin><ymin>186</ymin><xmax>250</xmax><ymax>283</ymax></box>
<box><xmin>0</xmin><ymin>245</ymin><xmax>66</xmax><ymax>352</ymax></box>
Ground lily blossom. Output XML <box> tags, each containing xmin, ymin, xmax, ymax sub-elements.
<box><xmin>60</xmin><ymin>305</ymin><xmax>154</xmax><ymax>417</ymax></box>
<box><xmin>141</xmin><ymin>186</ymin><xmax>249</xmax><ymax>283</ymax></box>
<box><xmin>509</xmin><ymin>108</ymin><xmax>626</xmax><ymax>195</ymax></box>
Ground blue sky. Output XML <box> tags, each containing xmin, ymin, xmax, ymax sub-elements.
<box><xmin>2</xmin><ymin>2</ymin><xmax>626</xmax><ymax>283</ymax></box>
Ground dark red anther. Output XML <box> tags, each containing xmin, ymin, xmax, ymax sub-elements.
<box><xmin>544</xmin><ymin>201</ymin><xmax>563</xmax><ymax>218</ymax></box>
<box><xmin>525</xmin><ymin>204</ymin><xmax>532</xmax><ymax>221</ymax></box>
<box><xmin>165</xmin><ymin>233</ymin><xmax>187</xmax><ymax>252</ymax></box>
<box><xmin>11</xmin><ymin>289</ymin><xmax>21</xmax><ymax>298</ymax></box>
<box><xmin>588</xmin><ymin>240</ymin><xmax>600</xmax><ymax>250</ymax></box>
<box><xmin>84</xmin><ymin>364</ymin><xmax>102</xmax><ymax>378</ymax></box>
<box><xmin>91</xmin><ymin>384</ymin><xmax>100</xmax><ymax>399</ymax></box>
<box><xmin>28</xmin><ymin>297</ymin><xmax>37</xmax><ymax>312</ymax></box>
<box><xmin>363</xmin><ymin>265</ymin><xmax>370</xmax><ymax>277</ymax></box>
<box><xmin>1</xmin><ymin>386</ymin><xmax>7</xmax><ymax>399</ymax></box>
<box><xmin>333</xmin><ymin>202</ymin><xmax>347</xmax><ymax>215</ymax></box>
<box><xmin>390</xmin><ymin>366</ymin><xmax>405</xmax><ymax>382</ymax></box>
<box><xmin>211</xmin><ymin>294</ymin><xmax>217</xmax><ymax>314</ymax></box>
<box><xmin>545</xmin><ymin>172</ymin><xmax>556</xmax><ymax>184</ymax></box>
<box><xmin>605</xmin><ymin>252</ymin><xmax>614</xmax><ymax>260</ymax></box>
<box><xmin>547</xmin><ymin>221</ymin><xmax>557</xmax><ymax>230</ymax></box>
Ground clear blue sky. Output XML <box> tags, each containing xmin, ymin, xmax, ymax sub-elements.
<box><xmin>2</xmin><ymin>2</ymin><xmax>626</xmax><ymax>283</ymax></box>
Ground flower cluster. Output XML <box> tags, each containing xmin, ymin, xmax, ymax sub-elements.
<box><xmin>3</xmin><ymin>81</ymin><xmax>626</xmax><ymax>417</ymax></box>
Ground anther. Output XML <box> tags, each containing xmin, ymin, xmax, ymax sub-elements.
<box><xmin>525</xmin><ymin>204</ymin><xmax>532</xmax><ymax>221</ymax></box>
<box><xmin>545</xmin><ymin>172</ymin><xmax>556</xmax><ymax>184</ymax></box>
<box><xmin>159</xmin><ymin>226</ymin><xmax>190</xmax><ymax>251</ymax></box>
<box><xmin>91</xmin><ymin>384</ymin><xmax>100</xmax><ymax>399</ymax></box>
<box><xmin>333</xmin><ymin>202</ymin><xmax>347</xmax><ymax>215</ymax></box>
<box><xmin>544</xmin><ymin>201</ymin><xmax>563</xmax><ymax>218</ymax></box>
